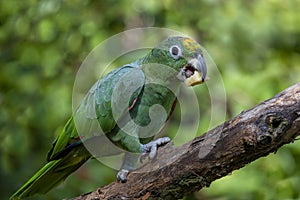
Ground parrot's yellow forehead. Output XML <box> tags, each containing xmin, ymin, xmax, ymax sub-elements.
<box><xmin>181</xmin><ymin>38</ymin><xmax>201</xmax><ymax>52</ymax></box>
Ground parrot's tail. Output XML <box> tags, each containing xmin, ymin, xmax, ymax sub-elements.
<box><xmin>10</xmin><ymin>146</ymin><xmax>90</xmax><ymax>200</ymax></box>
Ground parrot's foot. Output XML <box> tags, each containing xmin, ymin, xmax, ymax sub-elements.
<box><xmin>117</xmin><ymin>169</ymin><xmax>129</xmax><ymax>183</ymax></box>
<box><xmin>141</xmin><ymin>137</ymin><xmax>171</xmax><ymax>160</ymax></box>
<box><xmin>117</xmin><ymin>137</ymin><xmax>170</xmax><ymax>183</ymax></box>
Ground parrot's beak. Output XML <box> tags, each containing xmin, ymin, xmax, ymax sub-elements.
<box><xmin>177</xmin><ymin>54</ymin><xmax>207</xmax><ymax>86</ymax></box>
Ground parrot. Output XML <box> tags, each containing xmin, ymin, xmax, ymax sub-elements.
<box><xmin>10</xmin><ymin>36</ymin><xmax>207</xmax><ymax>199</ymax></box>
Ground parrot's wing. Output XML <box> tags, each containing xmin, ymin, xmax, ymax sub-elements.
<box><xmin>47</xmin><ymin>117</ymin><xmax>78</xmax><ymax>161</ymax></box>
<box><xmin>76</xmin><ymin>64</ymin><xmax>145</xmax><ymax>135</ymax></box>
<box><xmin>47</xmin><ymin>64</ymin><xmax>145</xmax><ymax>160</ymax></box>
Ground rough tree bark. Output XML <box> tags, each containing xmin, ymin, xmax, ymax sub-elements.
<box><xmin>72</xmin><ymin>82</ymin><xmax>300</xmax><ymax>200</ymax></box>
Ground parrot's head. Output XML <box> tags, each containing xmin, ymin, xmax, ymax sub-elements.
<box><xmin>146</xmin><ymin>36</ymin><xmax>207</xmax><ymax>86</ymax></box>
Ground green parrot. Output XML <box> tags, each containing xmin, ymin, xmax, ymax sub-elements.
<box><xmin>10</xmin><ymin>36</ymin><xmax>207</xmax><ymax>199</ymax></box>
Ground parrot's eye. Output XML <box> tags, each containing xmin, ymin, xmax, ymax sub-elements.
<box><xmin>169</xmin><ymin>45</ymin><xmax>182</xmax><ymax>60</ymax></box>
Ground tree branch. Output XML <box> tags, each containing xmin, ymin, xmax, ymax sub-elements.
<box><xmin>72</xmin><ymin>82</ymin><xmax>300</xmax><ymax>200</ymax></box>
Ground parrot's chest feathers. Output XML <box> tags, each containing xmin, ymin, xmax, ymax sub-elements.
<box><xmin>131</xmin><ymin>84</ymin><xmax>177</xmax><ymax>127</ymax></box>
<box><xmin>142</xmin><ymin>84</ymin><xmax>176</xmax><ymax>109</ymax></box>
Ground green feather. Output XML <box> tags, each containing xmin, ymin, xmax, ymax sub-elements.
<box><xmin>10</xmin><ymin>145</ymin><xmax>90</xmax><ymax>200</ymax></box>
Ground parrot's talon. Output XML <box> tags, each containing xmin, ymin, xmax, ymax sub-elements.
<box><xmin>117</xmin><ymin>169</ymin><xmax>129</xmax><ymax>183</ymax></box>
<box><xmin>141</xmin><ymin>137</ymin><xmax>171</xmax><ymax>161</ymax></box>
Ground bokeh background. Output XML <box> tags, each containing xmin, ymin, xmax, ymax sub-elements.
<box><xmin>1</xmin><ymin>0</ymin><xmax>300</xmax><ymax>199</ymax></box>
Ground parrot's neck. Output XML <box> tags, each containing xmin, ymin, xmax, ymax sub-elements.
<box><xmin>136</xmin><ymin>58</ymin><xmax>181</xmax><ymax>91</ymax></box>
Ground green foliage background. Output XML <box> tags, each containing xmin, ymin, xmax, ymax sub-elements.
<box><xmin>1</xmin><ymin>0</ymin><xmax>299</xmax><ymax>199</ymax></box>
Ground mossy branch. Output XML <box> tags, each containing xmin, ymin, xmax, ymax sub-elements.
<box><xmin>72</xmin><ymin>82</ymin><xmax>300</xmax><ymax>200</ymax></box>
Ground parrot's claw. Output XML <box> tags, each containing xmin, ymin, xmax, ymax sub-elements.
<box><xmin>117</xmin><ymin>137</ymin><xmax>170</xmax><ymax>183</ymax></box>
<box><xmin>117</xmin><ymin>169</ymin><xmax>129</xmax><ymax>183</ymax></box>
<box><xmin>141</xmin><ymin>137</ymin><xmax>171</xmax><ymax>160</ymax></box>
